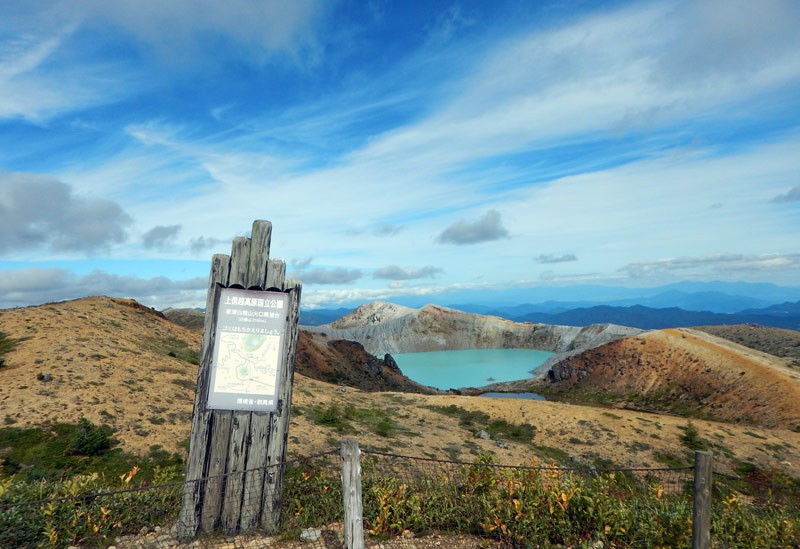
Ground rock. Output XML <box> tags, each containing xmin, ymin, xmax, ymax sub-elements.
<box><xmin>310</xmin><ymin>303</ymin><xmax>641</xmax><ymax>364</ymax></box>
<box><xmin>494</xmin><ymin>440</ymin><xmax>508</xmax><ymax>449</ymax></box>
<box><xmin>300</xmin><ymin>528</ymin><xmax>322</xmax><ymax>542</ymax></box>
<box><xmin>139</xmin><ymin>526</ymin><xmax>149</xmax><ymax>536</ymax></box>
<box><xmin>384</xmin><ymin>353</ymin><xmax>401</xmax><ymax>374</ymax></box>
<box><xmin>475</xmin><ymin>430</ymin><xmax>491</xmax><ymax>440</ymax></box>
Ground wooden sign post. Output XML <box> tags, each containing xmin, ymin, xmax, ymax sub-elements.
<box><xmin>178</xmin><ymin>220</ymin><xmax>302</xmax><ymax>539</ymax></box>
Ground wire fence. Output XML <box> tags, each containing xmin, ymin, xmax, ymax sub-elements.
<box><xmin>1</xmin><ymin>446</ymin><xmax>799</xmax><ymax>548</ymax></box>
<box><xmin>0</xmin><ymin>451</ymin><xmax>345</xmax><ymax>549</ymax></box>
<box><xmin>358</xmin><ymin>450</ymin><xmax>695</xmax><ymax>548</ymax></box>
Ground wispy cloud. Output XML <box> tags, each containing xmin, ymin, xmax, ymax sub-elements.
<box><xmin>772</xmin><ymin>185</ymin><xmax>800</xmax><ymax>203</ymax></box>
<box><xmin>437</xmin><ymin>209</ymin><xmax>509</xmax><ymax>245</ymax></box>
<box><xmin>373</xmin><ymin>265</ymin><xmax>442</xmax><ymax>280</ymax></box>
<box><xmin>621</xmin><ymin>253</ymin><xmax>800</xmax><ymax>278</ymax></box>
<box><xmin>534</xmin><ymin>253</ymin><xmax>578</xmax><ymax>264</ymax></box>
<box><xmin>302</xmin><ymin>280</ymin><xmax>493</xmax><ymax>309</ymax></box>
<box><xmin>0</xmin><ymin>172</ymin><xmax>131</xmax><ymax>254</ymax></box>
<box><xmin>372</xmin><ymin>224</ymin><xmax>404</xmax><ymax>237</ymax></box>
<box><xmin>290</xmin><ymin>257</ymin><xmax>314</xmax><ymax>270</ymax></box>
<box><xmin>143</xmin><ymin>224</ymin><xmax>181</xmax><ymax>249</ymax></box>
<box><xmin>189</xmin><ymin>236</ymin><xmax>226</xmax><ymax>255</ymax></box>
<box><xmin>291</xmin><ymin>267</ymin><xmax>363</xmax><ymax>285</ymax></box>
<box><xmin>83</xmin><ymin>0</ymin><xmax>331</xmax><ymax>69</ymax></box>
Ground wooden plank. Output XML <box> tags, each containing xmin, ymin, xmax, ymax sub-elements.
<box><xmin>692</xmin><ymin>451</ymin><xmax>713</xmax><ymax>549</ymax></box>
<box><xmin>261</xmin><ymin>278</ymin><xmax>302</xmax><ymax>532</ymax></box>
<box><xmin>265</xmin><ymin>258</ymin><xmax>285</xmax><ymax>289</ymax></box>
<box><xmin>247</xmin><ymin>220</ymin><xmax>272</xmax><ymax>288</ymax></box>
<box><xmin>200</xmin><ymin>411</ymin><xmax>233</xmax><ymax>532</ymax></box>
<box><xmin>341</xmin><ymin>439</ymin><xmax>365</xmax><ymax>549</ymax></box>
<box><xmin>178</xmin><ymin>254</ymin><xmax>230</xmax><ymax>539</ymax></box>
<box><xmin>219</xmin><ymin>236</ymin><xmax>253</xmax><ymax>533</ymax></box>
<box><xmin>228</xmin><ymin>236</ymin><xmax>251</xmax><ymax>287</ymax></box>
<box><xmin>222</xmin><ymin>411</ymin><xmax>251</xmax><ymax>534</ymax></box>
<box><xmin>240</xmin><ymin>258</ymin><xmax>286</xmax><ymax>531</ymax></box>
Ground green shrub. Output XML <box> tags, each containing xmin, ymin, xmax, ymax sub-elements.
<box><xmin>70</xmin><ymin>417</ymin><xmax>114</xmax><ymax>456</ymax></box>
<box><xmin>678</xmin><ymin>421</ymin><xmax>708</xmax><ymax>451</ymax></box>
<box><xmin>0</xmin><ymin>332</ymin><xmax>19</xmax><ymax>369</ymax></box>
<box><xmin>0</xmin><ymin>422</ymin><xmax>181</xmax><ymax>483</ymax></box>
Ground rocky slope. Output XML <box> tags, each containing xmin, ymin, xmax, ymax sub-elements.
<box><xmin>312</xmin><ymin>302</ymin><xmax>641</xmax><ymax>364</ymax></box>
<box><xmin>535</xmin><ymin>328</ymin><xmax>800</xmax><ymax>430</ymax></box>
<box><xmin>294</xmin><ymin>331</ymin><xmax>439</xmax><ymax>394</ymax></box>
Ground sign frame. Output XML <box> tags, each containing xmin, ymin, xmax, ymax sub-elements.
<box><xmin>205</xmin><ymin>286</ymin><xmax>289</xmax><ymax>412</ymax></box>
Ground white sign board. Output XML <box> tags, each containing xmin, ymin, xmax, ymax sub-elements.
<box><xmin>206</xmin><ymin>287</ymin><xmax>289</xmax><ymax>411</ymax></box>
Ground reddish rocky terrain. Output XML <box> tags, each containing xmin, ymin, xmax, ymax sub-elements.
<box><xmin>538</xmin><ymin>328</ymin><xmax>800</xmax><ymax>430</ymax></box>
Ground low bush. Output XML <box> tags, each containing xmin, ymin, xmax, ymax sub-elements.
<box><xmin>0</xmin><ymin>420</ymin><xmax>182</xmax><ymax>483</ymax></box>
<box><xmin>0</xmin><ymin>465</ymin><xmax>181</xmax><ymax>548</ymax></box>
<box><xmin>362</xmin><ymin>454</ymin><xmax>799</xmax><ymax>547</ymax></box>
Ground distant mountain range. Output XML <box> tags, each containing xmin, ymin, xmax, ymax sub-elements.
<box><xmin>301</xmin><ymin>299</ymin><xmax>800</xmax><ymax>331</ymax></box>
<box><xmin>507</xmin><ymin>303</ymin><xmax>800</xmax><ymax>331</ymax></box>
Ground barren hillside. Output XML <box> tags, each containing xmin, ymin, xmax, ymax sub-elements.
<box><xmin>2</xmin><ymin>298</ymin><xmax>800</xmax><ymax>480</ymax></box>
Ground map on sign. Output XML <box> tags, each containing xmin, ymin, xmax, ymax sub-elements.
<box><xmin>213</xmin><ymin>332</ymin><xmax>281</xmax><ymax>394</ymax></box>
<box><xmin>206</xmin><ymin>287</ymin><xmax>289</xmax><ymax>411</ymax></box>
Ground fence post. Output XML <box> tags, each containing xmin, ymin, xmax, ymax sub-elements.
<box><xmin>692</xmin><ymin>450</ymin><xmax>713</xmax><ymax>549</ymax></box>
<box><xmin>341</xmin><ymin>439</ymin><xmax>365</xmax><ymax>549</ymax></box>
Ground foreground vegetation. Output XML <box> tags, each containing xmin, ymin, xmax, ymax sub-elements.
<box><xmin>0</xmin><ymin>419</ymin><xmax>183</xmax><ymax>483</ymax></box>
<box><xmin>2</xmin><ymin>443</ymin><xmax>798</xmax><ymax>548</ymax></box>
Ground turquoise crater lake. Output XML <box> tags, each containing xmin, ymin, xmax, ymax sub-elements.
<box><xmin>392</xmin><ymin>348</ymin><xmax>554</xmax><ymax>390</ymax></box>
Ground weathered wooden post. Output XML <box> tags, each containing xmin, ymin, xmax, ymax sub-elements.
<box><xmin>178</xmin><ymin>220</ymin><xmax>302</xmax><ymax>539</ymax></box>
<box><xmin>341</xmin><ymin>439</ymin><xmax>365</xmax><ymax>549</ymax></box>
<box><xmin>692</xmin><ymin>450</ymin><xmax>713</xmax><ymax>549</ymax></box>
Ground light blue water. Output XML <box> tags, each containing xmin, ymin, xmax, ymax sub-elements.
<box><xmin>393</xmin><ymin>348</ymin><xmax>554</xmax><ymax>390</ymax></box>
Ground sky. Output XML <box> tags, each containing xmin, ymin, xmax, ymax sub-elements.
<box><xmin>1</xmin><ymin>0</ymin><xmax>799</xmax><ymax>311</ymax></box>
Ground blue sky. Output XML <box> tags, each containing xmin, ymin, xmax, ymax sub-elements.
<box><xmin>1</xmin><ymin>0</ymin><xmax>799</xmax><ymax>310</ymax></box>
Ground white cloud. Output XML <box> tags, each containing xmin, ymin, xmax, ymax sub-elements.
<box><xmin>437</xmin><ymin>210</ymin><xmax>509</xmax><ymax>245</ymax></box>
<box><xmin>0</xmin><ymin>172</ymin><xmax>132</xmax><ymax>254</ymax></box>
<box><xmin>301</xmin><ymin>280</ymin><xmax>492</xmax><ymax>309</ymax></box>
<box><xmin>142</xmin><ymin>224</ymin><xmax>181</xmax><ymax>249</ymax></box>
<box><xmin>0</xmin><ymin>267</ymin><xmax>206</xmax><ymax>309</ymax></box>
